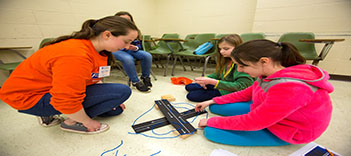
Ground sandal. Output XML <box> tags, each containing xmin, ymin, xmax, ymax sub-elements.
<box><xmin>37</xmin><ymin>115</ymin><xmax>63</xmax><ymax>127</ymax></box>
<box><xmin>60</xmin><ymin>122</ymin><xmax>109</xmax><ymax>134</ymax></box>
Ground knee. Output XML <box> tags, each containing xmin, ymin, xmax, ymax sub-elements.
<box><xmin>110</xmin><ymin>84</ymin><xmax>131</xmax><ymax>99</ymax></box>
<box><xmin>185</xmin><ymin>83</ymin><xmax>201</xmax><ymax>91</ymax></box>
<box><xmin>145</xmin><ymin>52</ymin><xmax>152</xmax><ymax>60</ymax></box>
<box><xmin>119</xmin><ymin>57</ymin><xmax>135</xmax><ymax>66</ymax></box>
<box><xmin>186</xmin><ymin>92</ymin><xmax>202</xmax><ymax>102</ymax></box>
<box><xmin>119</xmin><ymin>84</ymin><xmax>132</xmax><ymax>98</ymax></box>
<box><xmin>203</xmin><ymin>127</ymin><xmax>219</xmax><ymax>141</ymax></box>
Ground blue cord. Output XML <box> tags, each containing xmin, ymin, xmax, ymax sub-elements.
<box><xmin>150</xmin><ymin>150</ymin><xmax>161</xmax><ymax>156</ymax></box>
<box><xmin>132</xmin><ymin>104</ymin><xmax>156</xmax><ymax>126</ymax></box>
<box><xmin>101</xmin><ymin>140</ymin><xmax>123</xmax><ymax>156</ymax></box>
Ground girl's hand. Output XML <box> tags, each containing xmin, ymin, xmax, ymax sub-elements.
<box><xmin>195</xmin><ymin>99</ymin><xmax>215</xmax><ymax>112</ymax></box>
<box><xmin>194</xmin><ymin>77</ymin><xmax>218</xmax><ymax>87</ymax></box>
<box><xmin>128</xmin><ymin>45</ymin><xmax>138</xmax><ymax>51</ymax></box>
<box><xmin>198</xmin><ymin>118</ymin><xmax>208</xmax><ymax>129</ymax></box>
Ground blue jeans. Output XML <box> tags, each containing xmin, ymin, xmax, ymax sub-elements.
<box><xmin>19</xmin><ymin>83</ymin><xmax>132</xmax><ymax>118</ymax></box>
<box><xmin>185</xmin><ymin>83</ymin><xmax>221</xmax><ymax>102</ymax></box>
<box><xmin>204</xmin><ymin>101</ymin><xmax>290</xmax><ymax>146</ymax></box>
<box><xmin>112</xmin><ymin>50</ymin><xmax>152</xmax><ymax>83</ymax></box>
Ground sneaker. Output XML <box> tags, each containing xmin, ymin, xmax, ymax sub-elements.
<box><xmin>132</xmin><ymin>81</ymin><xmax>150</xmax><ymax>92</ymax></box>
<box><xmin>38</xmin><ymin>115</ymin><xmax>62</xmax><ymax>127</ymax></box>
<box><xmin>141</xmin><ymin>76</ymin><xmax>152</xmax><ymax>88</ymax></box>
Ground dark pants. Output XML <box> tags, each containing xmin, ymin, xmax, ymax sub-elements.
<box><xmin>19</xmin><ymin>83</ymin><xmax>131</xmax><ymax>118</ymax></box>
<box><xmin>185</xmin><ymin>83</ymin><xmax>221</xmax><ymax>102</ymax></box>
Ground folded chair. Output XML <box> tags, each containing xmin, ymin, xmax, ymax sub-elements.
<box><xmin>171</xmin><ymin>33</ymin><xmax>216</xmax><ymax>76</ymax></box>
<box><xmin>240</xmin><ymin>33</ymin><xmax>265</xmax><ymax>42</ymax></box>
<box><xmin>147</xmin><ymin>33</ymin><xmax>182</xmax><ymax>76</ymax></box>
<box><xmin>278</xmin><ymin>32</ymin><xmax>320</xmax><ymax>65</ymax></box>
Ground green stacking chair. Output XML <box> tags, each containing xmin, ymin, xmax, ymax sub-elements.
<box><xmin>240</xmin><ymin>32</ymin><xmax>265</xmax><ymax>42</ymax></box>
<box><xmin>0</xmin><ymin>62</ymin><xmax>22</xmax><ymax>74</ymax></box>
<box><xmin>171</xmin><ymin>33</ymin><xmax>216</xmax><ymax>76</ymax></box>
<box><xmin>278</xmin><ymin>32</ymin><xmax>320</xmax><ymax>64</ymax></box>
<box><xmin>147</xmin><ymin>33</ymin><xmax>181</xmax><ymax>76</ymax></box>
<box><xmin>0</xmin><ymin>38</ymin><xmax>53</xmax><ymax>74</ymax></box>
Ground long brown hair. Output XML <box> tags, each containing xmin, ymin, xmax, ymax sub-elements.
<box><xmin>215</xmin><ymin>34</ymin><xmax>243</xmax><ymax>75</ymax></box>
<box><xmin>232</xmin><ymin>39</ymin><xmax>306</xmax><ymax>67</ymax></box>
<box><xmin>41</xmin><ymin>16</ymin><xmax>139</xmax><ymax>65</ymax></box>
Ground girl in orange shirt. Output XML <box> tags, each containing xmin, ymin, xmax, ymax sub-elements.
<box><xmin>0</xmin><ymin>16</ymin><xmax>139</xmax><ymax>134</ymax></box>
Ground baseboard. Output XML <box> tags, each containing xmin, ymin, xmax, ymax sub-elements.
<box><xmin>329</xmin><ymin>74</ymin><xmax>351</xmax><ymax>82</ymax></box>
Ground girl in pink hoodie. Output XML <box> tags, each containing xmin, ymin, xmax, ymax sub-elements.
<box><xmin>195</xmin><ymin>39</ymin><xmax>334</xmax><ymax>146</ymax></box>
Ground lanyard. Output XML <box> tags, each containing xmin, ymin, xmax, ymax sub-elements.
<box><xmin>222</xmin><ymin>62</ymin><xmax>234</xmax><ymax>79</ymax></box>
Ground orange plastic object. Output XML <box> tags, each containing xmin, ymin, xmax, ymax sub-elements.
<box><xmin>171</xmin><ymin>77</ymin><xmax>193</xmax><ymax>85</ymax></box>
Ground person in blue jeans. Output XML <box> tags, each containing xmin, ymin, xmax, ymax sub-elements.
<box><xmin>0</xmin><ymin>16</ymin><xmax>137</xmax><ymax>134</ymax></box>
<box><xmin>20</xmin><ymin>84</ymin><xmax>131</xmax><ymax>134</ymax></box>
<box><xmin>113</xmin><ymin>11</ymin><xmax>153</xmax><ymax>92</ymax></box>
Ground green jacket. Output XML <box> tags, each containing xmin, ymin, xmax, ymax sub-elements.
<box><xmin>207</xmin><ymin>63</ymin><xmax>255</xmax><ymax>95</ymax></box>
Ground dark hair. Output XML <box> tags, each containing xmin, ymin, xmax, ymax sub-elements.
<box><xmin>215</xmin><ymin>34</ymin><xmax>243</xmax><ymax>75</ymax></box>
<box><xmin>115</xmin><ymin>11</ymin><xmax>134</xmax><ymax>23</ymax></box>
<box><xmin>41</xmin><ymin>16</ymin><xmax>139</xmax><ymax>65</ymax></box>
<box><xmin>115</xmin><ymin>11</ymin><xmax>142</xmax><ymax>40</ymax></box>
<box><xmin>232</xmin><ymin>39</ymin><xmax>306</xmax><ymax>67</ymax></box>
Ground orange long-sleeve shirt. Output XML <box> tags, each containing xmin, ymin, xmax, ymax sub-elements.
<box><xmin>0</xmin><ymin>39</ymin><xmax>107</xmax><ymax>114</ymax></box>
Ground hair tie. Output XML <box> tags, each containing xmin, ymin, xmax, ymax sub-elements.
<box><xmin>277</xmin><ymin>42</ymin><xmax>282</xmax><ymax>47</ymax></box>
<box><xmin>93</xmin><ymin>20</ymin><xmax>99</xmax><ymax>26</ymax></box>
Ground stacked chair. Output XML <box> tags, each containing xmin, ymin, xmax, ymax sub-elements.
<box><xmin>145</xmin><ymin>33</ymin><xmax>181</xmax><ymax>76</ymax></box>
<box><xmin>278</xmin><ymin>32</ymin><xmax>321</xmax><ymax>65</ymax></box>
<box><xmin>171</xmin><ymin>33</ymin><xmax>216</xmax><ymax>76</ymax></box>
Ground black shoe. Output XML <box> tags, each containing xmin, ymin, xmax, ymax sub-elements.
<box><xmin>132</xmin><ymin>81</ymin><xmax>150</xmax><ymax>92</ymax></box>
<box><xmin>37</xmin><ymin>115</ymin><xmax>62</xmax><ymax>127</ymax></box>
<box><xmin>141</xmin><ymin>76</ymin><xmax>152</xmax><ymax>88</ymax></box>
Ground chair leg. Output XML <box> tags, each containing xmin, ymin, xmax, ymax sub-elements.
<box><xmin>312</xmin><ymin>60</ymin><xmax>320</xmax><ymax>66</ymax></box>
<box><xmin>150</xmin><ymin>69</ymin><xmax>157</xmax><ymax>81</ymax></box>
<box><xmin>159</xmin><ymin>55</ymin><xmax>165</xmax><ymax>68</ymax></box>
<box><xmin>187</xmin><ymin>57</ymin><xmax>194</xmax><ymax>71</ymax></box>
<box><xmin>153</xmin><ymin>56</ymin><xmax>160</xmax><ymax>68</ymax></box>
<box><xmin>202</xmin><ymin>56</ymin><xmax>211</xmax><ymax>76</ymax></box>
<box><xmin>164</xmin><ymin>54</ymin><xmax>171</xmax><ymax>76</ymax></box>
<box><xmin>179</xmin><ymin>56</ymin><xmax>186</xmax><ymax>71</ymax></box>
<box><xmin>171</xmin><ymin>56</ymin><xmax>178</xmax><ymax>76</ymax></box>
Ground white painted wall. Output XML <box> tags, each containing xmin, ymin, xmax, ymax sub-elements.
<box><xmin>153</xmin><ymin>0</ymin><xmax>257</xmax><ymax>38</ymax></box>
<box><xmin>1</xmin><ymin>0</ymin><xmax>350</xmax><ymax>85</ymax></box>
<box><xmin>0</xmin><ymin>0</ymin><xmax>158</xmax><ymax>84</ymax></box>
<box><xmin>253</xmin><ymin>0</ymin><xmax>351</xmax><ymax>75</ymax></box>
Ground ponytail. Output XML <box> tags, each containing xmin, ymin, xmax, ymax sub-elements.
<box><xmin>279</xmin><ymin>42</ymin><xmax>306</xmax><ymax>67</ymax></box>
<box><xmin>40</xmin><ymin>16</ymin><xmax>139</xmax><ymax>65</ymax></box>
<box><xmin>232</xmin><ymin>39</ymin><xmax>306</xmax><ymax>67</ymax></box>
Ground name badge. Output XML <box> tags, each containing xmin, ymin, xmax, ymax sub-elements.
<box><xmin>98</xmin><ymin>66</ymin><xmax>111</xmax><ymax>78</ymax></box>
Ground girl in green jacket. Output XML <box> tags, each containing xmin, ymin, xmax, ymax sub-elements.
<box><xmin>185</xmin><ymin>34</ymin><xmax>255</xmax><ymax>102</ymax></box>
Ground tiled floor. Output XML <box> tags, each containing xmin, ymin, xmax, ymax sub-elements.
<box><xmin>0</xmin><ymin>66</ymin><xmax>350</xmax><ymax>156</ymax></box>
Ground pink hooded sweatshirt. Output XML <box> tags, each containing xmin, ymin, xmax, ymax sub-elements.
<box><xmin>208</xmin><ymin>64</ymin><xmax>334</xmax><ymax>144</ymax></box>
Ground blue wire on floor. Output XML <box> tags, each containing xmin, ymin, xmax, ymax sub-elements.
<box><xmin>150</xmin><ymin>150</ymin><xmax>161</xmax><ymax>156</ymax></box>
<box><xmin>101</xmin><ymin>140</ymin><xmax>123</xmax><ymax>156</ymax></box>
<box><xmin>100</xmin><ymin>140</ymin><xmax>162</xmax><ymax>156</ymax></box>
<box><xmin>129</xmin><ymin>102</ymin><xmax>208</xmax><ymax>139</ymax></box>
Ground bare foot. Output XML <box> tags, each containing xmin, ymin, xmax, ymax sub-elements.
<box><xmin>63</xmin><ymin>118</ymin><xmax>76</xmax><ymax>125</ymax></box>
<box><xmin>120</xmin><ymin>104</ymin><xmax>126</xmax><ymax>110</ymax></box>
